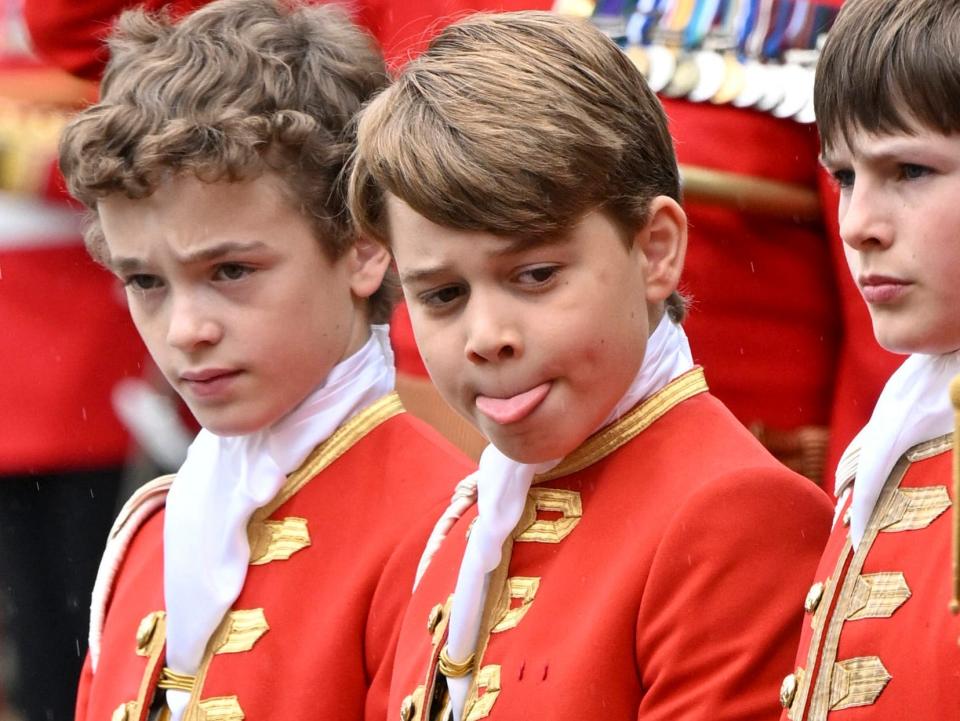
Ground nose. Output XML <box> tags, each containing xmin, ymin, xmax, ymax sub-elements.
<box><xmin>463</xmin><ymin>294</ymin><xmax>522</xmax><ymax>364</ymax></box>
<box><xmin>166</xmin><ymin>291</ymin><xmax>222</xmax><ymax>351</ymax></box>
<box><xmin>838</xmin><ymin>179</ymin><xmax>893</xmax><ymax>252</ymax></box>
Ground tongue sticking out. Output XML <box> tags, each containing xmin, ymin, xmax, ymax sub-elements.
<box><xmin>475</xmin><ymin>382</ymin><xmax>551</xmax><ymax>425</ymax></box>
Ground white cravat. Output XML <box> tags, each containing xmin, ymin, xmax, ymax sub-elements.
<box><xmin>446</xmin><ymin>314</ymin><xmax>694</xmax><ymax>721</ymax></box>
<box><xmin>836</xmin><ymin>349</ymin><xmax>960</xmax><ymax>549</ymax></box>
<box><xmin>162</xmin><ymin>325</ymin><xmax>395</xmax><ymax>721</ymax></box>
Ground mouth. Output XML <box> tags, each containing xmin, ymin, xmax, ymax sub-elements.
<box><xmin>858</xmin><ymin>274</ymin><xmax>912</xmax><ymax>304</ymax></box>
<box><xmin>475</xmin><ymin>381</ymin><xmax>551</xmax><ymax>426</ymax></box>
<box><xmin>179</xmin><ymin>368</ymin><xmax>242</xmax><ymax>398</ymax></box>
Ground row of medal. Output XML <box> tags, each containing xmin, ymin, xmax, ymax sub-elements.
<box><xmin>580</xmin><ymin>0</ymin><xmax>841</xmax><ymax>124</ymax></box>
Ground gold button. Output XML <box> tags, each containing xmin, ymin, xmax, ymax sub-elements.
<box><xmin>426</xmin><ymin>604</ymin><xmax>444</xmax><ymax>634</ymax></box>
<box><xmin>843</xmin><ymin>508</ymin><xmax>852</xmax><ymax>527</ymax></box>
<box><xmin>780</xmin><ymin>672</ymin><xmax>798</xmax><ymax>709</ymax></box>
<box><xmin>804</xmin><ymin>582</ymin><xmax>825</xmax><ymax>614</ymax></box>
<box><xmin>136</xmin><ymin>612</ymin><xmax>160</xmax><ymax>654</ymax></box>
<box><xmin>400</xmin><ymin>694</ymin><xmax>416</xmax><ymax>721</ymax></box>
<box><xmin>111</xmin><ymin>703</ymin><xmax>131</xmax><ymax>721</ymax></box>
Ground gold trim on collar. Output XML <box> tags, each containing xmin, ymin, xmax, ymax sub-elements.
<box><xmin>906</xmin><ymin>433</ymin><xmax>952</xmax><ymax>462</ymax></box>
<box><xmin>536</xmin><ymin>368</ymin><xmax>708</xmax><ymax>483</ymax></box>
<box><xmin>257</xmin><ymin>392</ymin><xmax>404</xmax><ymax>517</ymax></box>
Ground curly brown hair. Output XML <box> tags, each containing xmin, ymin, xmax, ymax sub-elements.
<box><xmin>347</xmin><ymin>11</ymin><xmax>686</xmax><ymax>322</ymax></box>
<box><xmin>59</xmin><ymin>0</ymin><xmax>396</xmax><ymax>322</ymax></box>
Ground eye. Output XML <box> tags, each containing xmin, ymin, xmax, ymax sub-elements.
<box><xmin>831</xmin><ymin>168</ymin><xmax>855</xmax><ymax>189</ymax></box>
<box><xmin>124</xmin><ymin>274</ymin><xmax>163</xmax><ymax>291</ymax></box>
<box><xmin>214</xmin><ymin>263</ymin><xmax>254</xmax><ymax>281</ymax></box>
<box><xmin>899</xmin><ymin>163</ymin><xmax>931</xmax><ymax>180</ymax></box>
<box><xmin>419</xmin><ymin>284</ymin><xmax>467</xmax><ymax>309</ymax></box>
<box><xmin>515</xmin><ymin>264</ymin><xmax>560</xmax><ymax>286</ymax></box>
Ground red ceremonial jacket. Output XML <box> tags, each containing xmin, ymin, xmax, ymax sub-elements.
<box><xmin>76</xmin><ymin>395</ymin><xmax>473</xmax><ymax>721</ymax></box>
<box><xmin>779</xmin><ymin>436</ymin><xmax>959</xmax><ymax>721</ymax></box>
<box><xmin>390</xmin><ymin>369</ymin><xmax>833</xmax><ymax>721</ymax></box>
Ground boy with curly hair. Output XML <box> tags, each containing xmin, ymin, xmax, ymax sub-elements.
<box><xmin>349</xmin><ymin>11</ymin><xmax>833</xmax><ymax>721</ymax></box>
<box><xmin>58</xmin><ymin>1</ymin><xmax>471</xmax><ymax>720</ymax></box>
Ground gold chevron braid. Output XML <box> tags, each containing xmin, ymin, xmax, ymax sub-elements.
<box><xmin>259</xmin><ymin>392</ymin><xmax>404</xmax><ymax>516</ymax></box>
<box><xmin>536</xmin><ymin>368</ymin><xmax>708</xmax><ymax>483</ymax></box>
<box><xmin>949</xmin><ymin>374</ymin><xmax>960</xmax><ymax>615</ymax></box>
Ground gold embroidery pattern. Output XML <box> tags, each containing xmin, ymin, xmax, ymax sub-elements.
<box><xmin>789</xmin><ymin>549</ymin><xmax>847</xmax><ymax>721</ymax></box>
<box><xmin>430</xmin><ymin>596</ymin><xmax>454</xmax><ymax>648</ymax></box>
<box><xmin>463</xmin><ymin>665</ymin><xmax>502</xmax><ymax>721</ymax></box>
<box><xmin>514</xmin><ymin>488</ymin><xmax>582</xmax><ymax>543</ymax></box>
<box><xmin>195</xmin><ymin>696</ymin><xmax>244</xmax><ymax>721</ymax></box>
<box><xmin>536</xmin><ymin>368</ymin><xmax>707</xmax><ymax>483</ymax></box>
<box><xmin>248</xmin><ymin>517</ymin><xmax>311</xmax><ymax>565</ymax></box>
<box><xmin>258</xmin><ymin>392</ymin><xmax>403</xmax><ymax>515</ymax></box>
<box><xmin>845</xmin><ymin>573</ymin><xmax>911</xmax><ymax>621</ymax></box>
<box><xmin>905</xmin><ymin>434</ymin><xmax>952</xmax><ymax>462</ymax></box>
<box><xmin>879</xmin><ymin>486</ymin><xmax>951</xmax><ymax>533</ymax></box>
<box><xmin>828</xmin><ymin>657</ymin><xmax>892</xmax><ymax>711</ymax></box>
<box><xmin>126</xmin><ymin>609</ymin><xmax>168</xmax><ymax>721</ymax></box>
<box><xmin>491</xmin><ymin>577</ymin><xmax>540</xmax><ymax>633</ymax></box>
<box><xmin>214</xmin><ymin>609</ymin><xmax>270</xmax><ymax>654</ymax></box>
<box><xmin>804</xmin><ymin>454</ymin><xmax>911</xmax><ymax>721</ymax></box>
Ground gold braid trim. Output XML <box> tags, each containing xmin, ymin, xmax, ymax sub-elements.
<box><xmin>437</xmin><ymin>646</ymin><xmax>475</xmax><ymax>678</ymax></box>
<box><xmin>157</xmin><ymin>667</ymin><xmax>196</xmax><ymax>693</ymax></box>
<box><xmin>536</xmin><ymin>367</ymin><xmax>708</xmax><ymax>483</ymax></box>
<box><xmin>256</xmin><ymin>392</ymin><xmax>404</xmax><ymax>517</ymax></box>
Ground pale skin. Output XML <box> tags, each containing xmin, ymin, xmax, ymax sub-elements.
<box><xmin>821</xmin><ymin>125</ymin><xmax>960</xmax><ymax>356</ymax></box>
<box><xmin>388</xmin><ymin>196</ymin><xmax>687</xmax><ymax>464</ymax></box>
<box><xmin>97</xmin><ymin>172</ymin><xmax>391</xmax><ymax>436</ymax></box>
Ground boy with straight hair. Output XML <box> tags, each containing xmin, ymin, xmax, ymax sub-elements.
<box><xmin>778</xmin><ymin>1</ymin><xmax>960</xmax><ymax>719</ymax></box>
<box><xmin>349</xmin><ymin>11</ymin><xmax>833</xmax><ymax>721</ymax></box>
<box><xmin>57</xmin><ymin>1</ymin><xmax>472</xmax><ymax>720</ymax></box>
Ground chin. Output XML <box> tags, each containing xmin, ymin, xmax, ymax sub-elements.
<box><xmin>488</xmin><ymin>432</ymin><xmax>579</xmax><ymax>465</ymax></box>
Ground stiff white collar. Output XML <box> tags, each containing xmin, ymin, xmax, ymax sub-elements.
<box><xmin>163</xmin><ymin>325</ymin><xmax>395</xmax><ymax>721</ymax></box>
<box><xmin>836</xmin><ymin>349</ymin><xmax>960</xmax><ymax>549</ymax></box>
<box><xmin>445</xmin><ymin>315</ymin><xmax>694</xmax><ymax>720</ymax></box>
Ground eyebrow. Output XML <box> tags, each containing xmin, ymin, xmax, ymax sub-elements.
<box><xmin>398</xmin><ymin>234</ymin><xmax>572</xmax><ymax>285</ymax></box>
<box><xmin>821</xmin><ymin>137</ymin><xmax>938</xmax><ymax>168</ymax></box>
<box><xmin>109</xmin><ymin>240</ymin><xmax>269</xmax><ymax>274</ymax></box>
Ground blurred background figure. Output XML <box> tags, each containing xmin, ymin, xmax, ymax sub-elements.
<box><xmin>0</xmin><ymin>4</ymin><xmax>154</xmax><ymax>720</ymax></box>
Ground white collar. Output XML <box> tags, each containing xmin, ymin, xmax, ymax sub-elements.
<box><xmin>445</xmin><ymin>315</ymin><xmax>694</xmax><ymax>720</ymax></box>
<box><xmin>163</xmin><ymin>325</ymin><xmax>395</xmax><ymax>721</ymax></box>
<box><xmin>836</xmin><ymin>349</ymin><xmax>960</xmax><ymax>548</ymax></box>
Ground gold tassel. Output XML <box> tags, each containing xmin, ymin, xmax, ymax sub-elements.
<box><xmin>950</xmin><ymin>374</ymin><xmax>960</xmax><ymax>615</ymax></box>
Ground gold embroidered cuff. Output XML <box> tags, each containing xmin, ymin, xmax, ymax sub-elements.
<box><xmin>438</xmin><ymin>646</ymin><xmax>475</xmax><ymax>678</ymax></box>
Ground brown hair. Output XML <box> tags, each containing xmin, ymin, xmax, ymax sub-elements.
<box><xmin>815</xmin><ymin>0</ymin><xmax>960</xmax><ymax>156</ymax></box>
<box><xmin>347</xmin><ymin>11</ymin><xmax>686</xmax><ymax>321</ymax></box>
<box><xmin>59</xmin><ymin>0</ymin><xmax>396</xmax><ymax>322</ymax></box>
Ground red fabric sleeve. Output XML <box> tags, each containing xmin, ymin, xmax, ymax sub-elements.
<box><xmin>635</xmin><ymin>468</ymin><xmax>832</xmax><ymax>721</ymax></box>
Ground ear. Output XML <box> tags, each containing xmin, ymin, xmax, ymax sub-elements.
<box><xmin>348</xmin><ymin>237</ymin><xmax>392</xmax><ymax>299</ymax></box>
<box><xmin>635</xmin><ymin>196</ymin><xmax>687</xmax><ymax>305</ymax></box>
